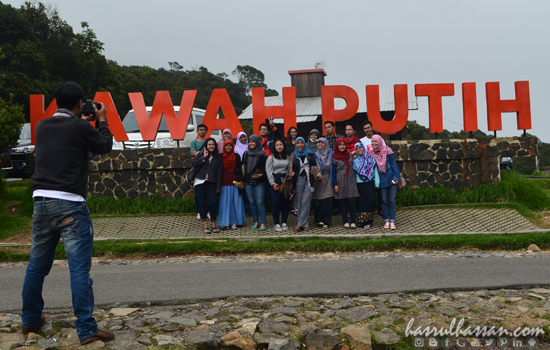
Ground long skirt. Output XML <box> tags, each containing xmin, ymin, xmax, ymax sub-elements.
<box><xmin>295</xmin><ymin>176</ymin><xmax>313</xmax><ymax>228</ymax></box>
<box><xmin>356</xmin><ymin>181</ymin><xmax>375</xmax><ymax>226</ymax></box>
<box><xmin>218</xmin><ymin>185</ymin><xmax>247</xmax><ymax>227</ymax></box>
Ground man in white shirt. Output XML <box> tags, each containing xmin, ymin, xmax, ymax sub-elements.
<box><xmin>360</xmin><ymin>121</ymin><xmax>386</xmax><ymax>153</ymax></box>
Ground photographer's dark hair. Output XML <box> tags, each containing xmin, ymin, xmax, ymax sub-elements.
<box><xmin>197</xmin><ymin>124</ymin><xmax>208</xmax><ymax>131</ymax></box>
<box><xmin>273</xmin><ymin>138</ymin><xmax>288</xmax><ymax>160</ymax></box>
<box><xmin>204</xmin><ymin>138</ymin><xmax>219</xmax><ymax>157</ymax></box>
<box><xmin>55</xmin><ymin>82</ymin><xmax>85</xmax><ymax>110</ymax></box>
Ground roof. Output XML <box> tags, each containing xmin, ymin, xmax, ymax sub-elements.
<box><xmin>288</xmin><ymin>69</ymin><xmax>327</xmax><ymax>76</ymax></box>
<box><xmin>238</xmin><ymin>87</ymin><xmax>418</xmax><ymax>120</ymax></box>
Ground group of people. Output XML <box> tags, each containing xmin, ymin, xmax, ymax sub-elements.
<box><xmin>190</xmin><ymin>119</ymin><xmax>403</xmax><ymax>233</ymax></box>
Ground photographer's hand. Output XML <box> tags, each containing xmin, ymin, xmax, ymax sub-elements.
<box><xmin>94</xmin><ymin>102</ymin><xmax>107</xmax><ymax>122</ymax></box>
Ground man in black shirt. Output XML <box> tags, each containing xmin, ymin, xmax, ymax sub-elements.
<box><xmin>22</xmin><ymin>82</ymin><xmax>114</xmax><ymax>345</ymax></box>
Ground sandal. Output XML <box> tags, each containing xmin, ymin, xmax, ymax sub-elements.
<box><xmin>344</xmin><ymin>223</ymin><xmax>350</xmax><ymax>229</ymax></box>
<box><xmin>350</xmin><ymin>223</ymin><xmax>357</xmax><ymax>229</ymax></box>
<box><xmin>212</xmin><ymin>226</ymin><xmax>220</xmax><ymax>234</ymax></box>
<box><xmin>203</xmin><ymin>227</ymin><xmax>211</xmax><ymax>234</ymax></box>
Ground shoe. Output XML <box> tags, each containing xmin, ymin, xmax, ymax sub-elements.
<box><xmin>207</xmin><ymin>212</ymin><xmax>211</xmax><ymax>220</ymax></box>
<box><xmin>212</xmin><ymin>226</ymin><xmax>220</xmax><ymax>234</ymax></box>
<box><xmin>344</xmin><ymin>223</ymin><xmax>350</xmax><ymax>229</ymax></box>
<box><xmin>364</xmin><ymin>224</ymin><xmax>371</xmax><ymax>229</ymax></box>
<box><xmin>231</xmin><ymin>224</ymin><xmax>237</xmax><ymax>230</ymax></box>
<box><xmin>259</xmin><ymin>226</ymin><xmax>266</xmax><ymax>231</ymax></box>
<box><xmin>203</xmin><ymin>227</ymin><xmax>211</xmax><ymax>234</ymax></box>
<box><xmin>390</xmin><ymin>222</ymin><xmax>396</xmax><ymax>230</ymax></box>
<box><xmin>292</xmin><ymin>209</ymin><xmax>298</xmax><ymax>216</ymax></box>
<box><xmin>384</xmin><ymin>222</ymin><xmax>390</xmax><ymax>229</ymax></box>
<box><xmin>282</xmin><ymin>223</ymin><xmax>288</xmax><ymax>230</ymax></box>
<box><xmin>295</xmin><ymin>225</ymin><xmax>302</xmax><ymax>232</ymax></box>
<box><xmin>302</xmin><ymin>227</ymin><xmax>309</xmax><ymax>232</ymax></box>
<box><xmin>196</xmin><ymin>213</ymin><xmax>201</xmax><ymax>220</ymax></box>
<box><xmin>275</xmin><ymin>224</ymin><xmax>282</xmax><ymax>231</ymax></box>
<box><xmin>323</xmin><ymin>224</ymin><xmax>328</xmax><ymax>228</ymax></box>
<box><xmin>317</xmin><ymin>222</ymin><xmax>325</xmax><ymax>228</ymax></box>
<box><xmin>350</xmin><ymin>223</ymin><xmax>357</xmax><ymax>229</ymax></box>
<box><xmin>22</xmin><ymin>314</ymin><xmax>45</xmax><ymax>335</ymax></box>
<box><xmin>80</xmin><ymin>329</ymin><xmax>115</xmax><ymax>345</ymax></box>
<box><xmin>251</xmin><ymin>224</ymin><xmax>258</xmax><ymax>229</ymax></box>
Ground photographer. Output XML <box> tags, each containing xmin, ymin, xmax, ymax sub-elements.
<box><xmin>21</xmin><ymin>82</ymin><xmax>114</xmax><ymax>345</ymax></box>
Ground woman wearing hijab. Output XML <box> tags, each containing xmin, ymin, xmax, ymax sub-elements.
<box><xmin>332</xmin><ymin>138</ymin><xmax>359</xmax><ymax>229</ymax></box>
<box><xmin>218</xmin><ymin>140</ymin><xmax>247</xmax><ymax>230</ymax></box>
<box><xmin>242</xmin><ymin>135</ymin><xmax>268</xmax><ymax>231</ymax></box>
<box><xmin>266</xmin><ymin>139</ymin><xmax>290</xmax><ymax>231</ymax></box>
<box><xmin>313</xmin><ymin>138</ymin><xmax>336</xmax><ymax>228</ymax></box>
<box><xmin>217</xmin><ymin>129</ymin><xmax>233</xmax><ymax>153</ymax></box>
<box><xmin>368</xmin><ymin>135</ymin><xmax>402</xmax><ymax>229</ymax></box>
<box><xmin>287</xmin><ymin>137</ymin><xmax>319</xmax><ymax>232</ymax></box>
<box><xmin>192</xmin><ymin>138</ymin><xmax>223</xmax><ymax>234</ymax></box>
<box><xmin>352</xmin><ymin>142</ymin><xmax>380</xmax><ymax>229</ymax></box>
<box><xmin>307</xmin><ymin>129</ymin><xmax>320</xmax><ymax>152</ymax></box>
<box><xmin>235</xmin><ymin>131</ymin><xmax>248</xmax><ymax>158</ymax></box>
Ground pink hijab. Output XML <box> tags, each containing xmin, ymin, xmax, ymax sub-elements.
<box><xmin>368</xmin><ymin>135</ymin><xmax>393</xmax><ymax>173</ymax></box>
<box><xmin>217</xmin><ymin>129</ymin><xmax>233</xmax><ymax>153</ymax></box>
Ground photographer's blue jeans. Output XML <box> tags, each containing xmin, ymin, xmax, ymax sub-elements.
<box><xmin>380</xmin><ymin>184</ymin><xmax>398</xmax><ymax>222</ymax></box>
<box><xmin>22</xmin><ymin>199</ymin><xmax>97</xmax><ymax>341</ymax></box>
<box><xmin>245</xmin><ymin>184</ymin><xmax>266</xmax><ymax>225</ymax></box>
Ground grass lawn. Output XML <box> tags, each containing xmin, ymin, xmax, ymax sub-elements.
<box><xmin>1</xmin><ymin>171</ymin><xmax>549</xmax><ymax>262</ymax></box>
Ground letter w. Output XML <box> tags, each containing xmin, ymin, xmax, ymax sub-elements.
<box><xmin>128</xmin><ymin>90</ymin><xmax>197</xmax><ymax>141</ymax></box>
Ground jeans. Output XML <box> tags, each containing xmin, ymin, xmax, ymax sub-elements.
<box><xmin>339</xmin><ymin>197</ymin><xmax>357</xmax><ymax>224</ymax></box>
<box><xmin>268</xmin><ymin>185</ymin><xmax>289</xmax><ymax>225</ymax></box>
<box><xmin>380</xmin><ymin>184</ymin><xmax>398</xmax><ymax>222</ymax></box>
<box><xmin>22</xmin><ymin>198</ymin><xmax>97</xmax><ymax>341</ymax></box>
<box><xmin>195</xmin><ymin>182</ymin><xmax>218</xmax><ymax>222</ymax></box>
<box><xmin>245</xmin><ymin>184</ymin><xmax>266</xmax><ymax>225</ymax></box>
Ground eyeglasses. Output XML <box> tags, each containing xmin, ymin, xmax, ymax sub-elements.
<box><xmin>260</xmin><ymin>128</ymin><xmax>269</xmax><ymax>131</ymax></box>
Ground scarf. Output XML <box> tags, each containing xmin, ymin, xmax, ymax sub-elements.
<box><xmin>344</xmin><ymin>136</ymin><xmax>360</xmax><ymax>153</ymax></box>
<box><xmin>246</xmin><ymin>135</ymin><xmax>266</xmax><ymax>174</ymax></box>
<box><xmin>294</xmin><ymin>137</ymin><xmax>312</xmax><ymax>159</ymax></box>
<box><xmin>222</xmin><ymin>139</ymin><xmax>236</xmax><ymax>169</ymax></box>
<box><xmin>368</xmin><ymin>134</ymin><xmax>393</xmax><ymax>173</ymax></box>
<box><xmin>315</xmin><ymin>138</ymin><xmax>332</xmax><ymax>174</ymax></box>
<box><xmin>235</xmin><ymin>131</ymin><xmax>248</xmax><ymax>158</ymax></box>
<box><xmin>332</xmin><ymin>137</ymin><xmax>351</xmax><ymax>176</ymax></box>
<box><xmin>218</xmin><ymin>128</ymin><xmax>234</xmax><ymax>153</ymax></box>
<box><xmin>352</xmin><ymin>142</ymin><xmax>375</xmax><ymax>181</ymax></box>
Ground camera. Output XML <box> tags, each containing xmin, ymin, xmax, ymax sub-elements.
<box><xmin>81</xmin><ymin>100</ymin><xmax>101</xmax><ymax>117</ymax></box>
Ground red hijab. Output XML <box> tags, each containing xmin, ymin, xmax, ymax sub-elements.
<box><xmin>332</xmin><ymin>137</ymin><xmax>351</xmax><ymax>175</ymax></box>
<box><xmin>222</xmin><ymin>139</ymin><xmax>236</xmax><ymax>168</ymax></box>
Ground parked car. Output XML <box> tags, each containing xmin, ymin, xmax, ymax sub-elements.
<box><xmin>1</xmin><ymin>123</ymin><xmax>34</xmax><ymax>178</ymax></box>
<box><xmin>500</xmin><ymin>157</ymin><xmax>513</xmax><ymax>170</ymax></box>
<box><xmin>112</xmin><ymin>107</ymin><xmax>221</xmax><ymax>150</ymax></box>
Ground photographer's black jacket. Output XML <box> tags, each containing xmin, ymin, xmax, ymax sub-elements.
<box><xmin>32</xmin><ymin>116</ymin><xmax>113</xmax><ymax>198</ymax></box>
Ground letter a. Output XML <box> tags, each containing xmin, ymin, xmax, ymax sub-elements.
<box><xmin>202</xmin><ymin>89</ymin><xmax>244</xmax><ymax>138</ymax></box>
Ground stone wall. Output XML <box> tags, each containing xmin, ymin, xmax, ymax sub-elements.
<box><xmin>88</xmin><ymin>137</ymin><xmax>537</xmax><ymax>198</ymax></box>
<box><xmin>389</xmin><ymin>137</ymin><xmax>537</xmax><ymax>190</ymax></box>
<box><xmin>88</xmin><ymin>148</ymin><xmax>195</xmax><ymax>199</ymax></box>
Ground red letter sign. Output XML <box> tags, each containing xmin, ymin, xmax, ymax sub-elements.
<box><xmin>129</xmin><ymin>91</ymin><xmax>179</xmax><ymax>141</ymax></box>
<box><xmin>252</xmin><ymin>87</ymin><xmax>297</xmax><ymax>135</ymax></box>
<box><xmin>202</xmin><ymin>89</ymin><xmax>244</xmax><ymax>138</ymax></box>
<box><xmin>30</xmin><ymin>95</ymin><xmax>58</xmax><ymax>145</ymax></box>
<box><xmin>486</xmin><ymin>81</ymin><xmax>531</xmax><ymax>131</ymax></box>
<box><xmin>462</xmin><ymin>83</ymin><xmax>478</xmax><ymax>132</ymax></box>
<box><xmin>321</xmin><ymin>85</ymin><xmax>359</xmax><ymax>127</ymax></box>
<box><xmin>366</xmin><ymin>85</ymin><xmax>409</xmax><ymax>134</ymax></box>
<box><xmin>94</xmin><ymin>92</ymin><xmax>128</xmax><ymax>142</ymax></box>
<box><xmin>415</xmin><ymin>83</ymin><xmax>455</xmax><ymax>133</ymax></box>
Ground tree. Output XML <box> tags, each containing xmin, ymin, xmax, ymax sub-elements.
<box><xmin>232</xmin><ymin>65</ymin><xmax>267</xmax><ymax>95</ymax></box>
<box><xmin>0</xmin><ymin>97</ymin><xmax>25</xmax><ymax>156</ymax></box>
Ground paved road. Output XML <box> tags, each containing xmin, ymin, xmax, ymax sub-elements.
<box><xmin>2</xmin><ymin>257</ymin><xmax>550</xmax><ymax>312</ymax></box>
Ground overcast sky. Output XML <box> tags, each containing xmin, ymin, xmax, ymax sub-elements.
<box><xmin>5</xmin><ymin>0</ymin><xmax>549</xmax><ymax>142</ymax></box>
